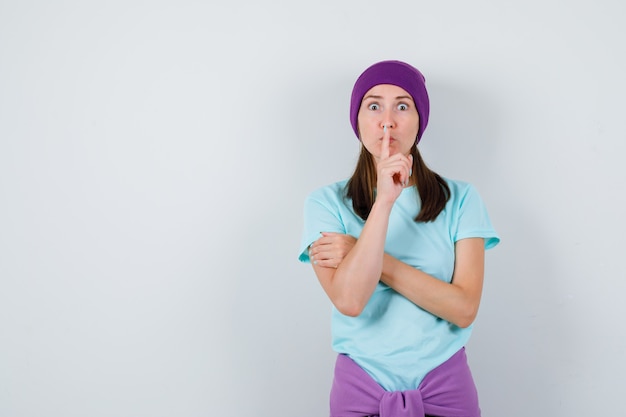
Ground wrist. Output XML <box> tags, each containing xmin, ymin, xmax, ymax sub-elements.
<box><xmin>371</xmin><ymin>199</ymin><xmax>395</xmax><ymax>213</ymax></box>
<box><xmin>381</xmin><ymin>253</ymin><xmax>396</xmax><ymax>282</ymax></box>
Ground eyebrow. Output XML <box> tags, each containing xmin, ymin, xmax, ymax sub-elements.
<box><xmin>362</xmin><ymin>94</ymin><xmax>414</xmax><ymax>102</ymax></box>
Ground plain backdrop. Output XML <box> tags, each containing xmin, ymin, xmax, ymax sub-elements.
<box><xmin>1</xmin><ymin>1</ymin><xmax>625</xmax><ymax>416</ymax></box>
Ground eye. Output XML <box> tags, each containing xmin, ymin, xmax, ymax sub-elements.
<box><xmin>368</xmin><ymin>103</ymin><xmax>380</xmax><ymax>111</ymax></box>
<box><xmin>397</xmin><ymin>103</ymin><xmax>409</xmax><ymax>111</ymax></box>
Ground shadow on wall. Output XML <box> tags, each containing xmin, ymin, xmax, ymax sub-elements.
<box><xmin>215</xmin><ymin>69</ymin><xmax>350</xmax><ymax>417</ymax></box>
<box><xmin>421</xmin><ymin>79</ymin><xmax>573</xmax><ymax>415</ymax></box>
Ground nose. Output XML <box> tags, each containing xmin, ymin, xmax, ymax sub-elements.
<box><xmin>380</xmin><ymin>110</ymin><xmax>395</xmax><ymax>130</ymax></box>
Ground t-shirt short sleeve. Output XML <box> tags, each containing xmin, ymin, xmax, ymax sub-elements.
<box><xmin>298</xmin><ymin>189</ymin><xmax>347</xmax><ymax>263</ymax></box>
<box><xmin>453</xmin><ymin>183</ymin><xmax>500</xmax><ymax>249</ymax></box>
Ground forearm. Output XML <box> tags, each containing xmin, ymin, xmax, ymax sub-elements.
<box><xmin>327</xmin><ymin>200</ymin><xmax>394</xmax><ymax>316</ymax></box>
<box><xmin>381</xmin><ymin>250</ymin><xmax>483</xmax><ymax>328</ymax></box>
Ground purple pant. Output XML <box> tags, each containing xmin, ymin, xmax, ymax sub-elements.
<box><xmin>329</xmin><ymin>348</ymin><xmax>480</xmax><ymax>417</ymax></box>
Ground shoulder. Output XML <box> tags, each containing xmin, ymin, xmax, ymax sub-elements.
<box><xmin>306</xmin><ymin>179</ymin><xmax>350</xmax><ymax>204</ymax></box>
<box><xmin>441</xmin><ymin>177</ymin><xmax>487</xmax><ymax>211</ymax></box>
<box><xmin>442</xmin><ymin>177</ymin><xmax>476</xmax><ymax>199</ymax></box>
<box><xmin>441</xmin><ymin>178</ymin><xmax>500</xmax><ymax>247</ymax></box>
<box><xmin>442</xmin><ymin>177</ymin><xmax>472</xmax><ymax>191</ymax></box>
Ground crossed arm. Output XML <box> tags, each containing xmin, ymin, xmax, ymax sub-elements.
<box><xmin>309</xmin><ymin>221</ymin><xmax>485</xmax><ymax>328</ymax></box>
<box><xmin>309</xmin><ymin>130</ymin><xmax>486</xmax><ymax>327</ymax></box>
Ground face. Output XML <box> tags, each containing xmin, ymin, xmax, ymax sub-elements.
<box><xmin>357</xmin><ymin>84</ymin><xmax>419</xmax><ymax>163</ymax></box>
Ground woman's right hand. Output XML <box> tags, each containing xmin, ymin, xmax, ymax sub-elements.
<box><xmin>375</xmin><ymin>129</ymin><xmax>413</xmax><ymax>205</ymax></box>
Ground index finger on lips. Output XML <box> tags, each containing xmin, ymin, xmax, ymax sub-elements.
<box><xmin>381</xmin><ymin>125</ymin><xmax>390</xmax><ymax>160</ymax></box>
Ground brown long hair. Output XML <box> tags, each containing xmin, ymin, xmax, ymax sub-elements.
<box><xmin>346</xmin><ymin>145</ymin><xmax>450</xmax><ymax>222</ymax></box>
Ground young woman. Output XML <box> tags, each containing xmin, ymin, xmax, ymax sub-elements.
<box><xmin>299</xmin><ymin>60</ymin><xmax>500</xmax><ymax>417</ymax></box>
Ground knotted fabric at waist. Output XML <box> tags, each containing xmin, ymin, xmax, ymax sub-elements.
<box><xmin>329</xmin><ymin>347</ymin><xmax>480</xmax><ymax>417</ymax></box>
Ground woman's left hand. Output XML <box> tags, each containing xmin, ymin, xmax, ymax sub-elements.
<box><xmin>309</xmin><ymin>232</ymin><xmax>357</xmax><ymax>269</ymax></box>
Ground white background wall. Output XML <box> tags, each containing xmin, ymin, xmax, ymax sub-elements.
<box><xmin>1</xmin><ymin>1</ymin><xmax>624</xmax><ymax>416</ymax></box>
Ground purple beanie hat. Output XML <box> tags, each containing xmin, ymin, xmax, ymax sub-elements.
<box><xmin>350</xmin><ymin>60</ymin><xmax>430</xmax><ymax>143</ymax></box>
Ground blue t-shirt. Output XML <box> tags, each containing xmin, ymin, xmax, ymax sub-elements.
<box><xmin>298</xmin><ymin>178</ymin><xmax>500</xmax><ymax>391</ymax></box>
